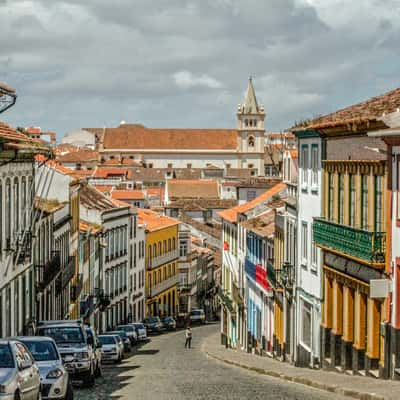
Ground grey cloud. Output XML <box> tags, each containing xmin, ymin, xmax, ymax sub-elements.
<box><xmin>1</xmin><ymin>0</ymin><xmax>399</xmax><ymax>138</ymax></box>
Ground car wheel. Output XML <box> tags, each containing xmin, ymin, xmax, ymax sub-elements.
<box><xmin>65</xmin><ymin>381</ymin><xmax>74</xmax><ymax>400</ymax></box>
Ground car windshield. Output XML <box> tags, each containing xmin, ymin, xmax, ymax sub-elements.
<box><xmin>191</xmin><ymin>310</ymin><xmax>203</xmax><ymax>316</ymax></box>
<box><xmin>117</xmin><ymin>325</ymin><xmax>133</xmax><ymax>332</ymax></box>
<box><xmin>38</xmin><ymin>326</ymin><xmax>84</xmax><ymax>344</ymax></box>
<box><xmin>147</xmin><ymin>317</ymin><xmax>159</xmax><ymax>323</ymax></box>
<box><xmin>99</xmin><ymin>336</ymin><xmax>116</xmax><ymax>345</ymax></box>
<box><xmin>134</xmin><ymin>323</ymin><xmax>145</xmax><ymax>329</ymax></box>
<box><xmin>0</xmin><ymin>344</ymin><xmax>14</xmax><ymax>368</ymax></box>
<box><xmin>21</xmin><ymin>340</ymin><xmax>58</xmax><ymax>362</ymax></box>
<box><xmin>163</xmin><ymin>317</ymin><xmax>173</xmax><ymax>322</ymax></box>
<box><xmin>110</xmin><ymin>331</ymin><xmax>127</xmax><ymax>340</ymax></box>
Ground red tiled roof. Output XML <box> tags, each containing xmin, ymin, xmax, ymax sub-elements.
<box><xmin>92</xmin><ymin>167</ymin><xmax>128</xmax><ymax>178</ymax></box>
<box><xmin>111</xmin><ymin>189</ymin><xmax>145</xmax><ymax>200</ymax></box>
<box><xmin>137</xmin><ymin>208</ymin><xmax>179</xmax><ymax>232</ymax></box>
<box><xmin>297</xmin><ymin>87</ymin><xmax>400</xmax><ymax>130</ymax></box>
<box><xmin>94</xmin><ymin>124</ymin><xmax>238</xmax><ymax>150</ymax></box>
<box><xmin>218</xmin><ymin>183</ymin><xmax>287</xmax><ymax>223</ymax></box>
<box><xmin>94</xmin><ymin>185</ymin><xmax>114</xmax><ymax>193</ymax></box>
<box><xmin>57</xmin><ymin>149</ymin><xmax>98</xmax><ymax>163</ymax></box>
<box><xmin>0</xmin><ymin>122</ymin><xmax>36</xmax><ymax>143</ymax></box>
<box><xmin>101</xmin><ymin>157</ymin><xmax>142</xmax><ymax>166</ymax></box>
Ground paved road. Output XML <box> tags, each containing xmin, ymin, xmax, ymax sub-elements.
<box><xmin>76</xmin><ymin>324</ymin><xmax>346</xmax><ymax>400</ymax></box>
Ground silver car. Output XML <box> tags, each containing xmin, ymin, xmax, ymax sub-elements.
<box><xmin>16</xmin><ymin>337</ymin><xmax>73</xmax><ymax>400</ymax></box>
<box><xmin>98</xmin><ymin>336</ymin><xmax>122</xmax><ymax>364</ymax></box>
<box><xmin>0</xmin><ymin>339</ymin><xmax>41</xmax><ymax>400</ymax></box>
<box><xmin>131</xmin><ymin>323</ymin><xmax>147</xmax><ymax>341</ymax></box>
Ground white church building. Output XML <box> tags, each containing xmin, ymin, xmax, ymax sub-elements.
<box><xmin>76</xmin><ymin>78</ymin><xmax>267</xmax><ymax>176</ymax></box>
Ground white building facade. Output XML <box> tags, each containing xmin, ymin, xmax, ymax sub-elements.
<box><xmin>295</xmin><ymin>131</ymin><xmax>323</xmax><ymax>367</ymax></box>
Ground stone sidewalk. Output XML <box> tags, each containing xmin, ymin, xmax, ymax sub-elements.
<box><xmin>201</xmin><ymin>331</ymin><xmax>400</xmax><ymax>400</ymax></box>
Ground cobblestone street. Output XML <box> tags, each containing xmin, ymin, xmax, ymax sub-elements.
<box><xmin>75</xmin><ymin>324</ymin><xmax>346</xmax><ymax>400</ymax></box>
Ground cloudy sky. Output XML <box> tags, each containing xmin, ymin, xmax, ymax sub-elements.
<box><xmin>1</xmin><ymin>0</ymin><xmax>400</xmax><ymax>138</ymax></box>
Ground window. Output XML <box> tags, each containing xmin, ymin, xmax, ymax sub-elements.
<box><xmin>172</xmin><ymin>237</ymin><xmax>176</xmax><ymax>250</ymax></box>
<box><xmin>301</xmin><ymin>145</ymin><xmax>309</xmax><ymax>187</ymax></box>
<box><xmin>21</xmin><ymin>177</ymin><xmax>26</xmax><ymax>227</ymax></box>
<box><xmin>248</xmin><ymin>163</ymin><xmax>254</xmax><ymax>169</ymax></box>
<box><xmin>248</xmin><ymin>136</ymin><xmax>255</xmax><ymax>147</ymax></box>
<box><xmin>349</xmin><ymin>175</ymin><xmax>356</xmax><ymax>227</ymax></box>
<box><xmin>168</xmin><ymin>239</ymin><xmax>171</xmax><ymax>251</ymax></box>
<box><xmin>180</xmin><ymin>242</ymin><xmax>188</xmax><ymax>257</ymax></box>
<box><xmin>311</xmin><ymin>144</ymin><xmax>318</xmax><ymax>188</ymax></box>
<box><xmin>361</xmin><ymin>175</ymin><xmax>368</xmax><ymax>230</ymax></box>
<box><xmin>301</xmin><ymin>222</ymin><xmax>308</xmax><ymax>263</ymax></box>
<box><xmin>187</xmin><ymin>163</ymin><xmax>192</xmax><ymax>168</ymax></box>
<box><xmin>328</xmin><ymin>173</ymin><xmax>334</xmax><ymax>220</ymax></box>
<box><xmin>300</xmin><ymin>300</ymin><xmax>312</xmax><ymax>350</ymax></box>
<box><xmin>375</xmin><ymin>175</ymin><xmax>383</xmax><ymax>232</ymax></box>
<box><xmin>158</xmin><ymin>242</ymin><xmax>162</xmax><ymax>255</ymax></box>
<box><xmin>167</xmin><ymin>163</ymin><xmax>173</xmax><ymax>168</ymax></box>
<box><xmin>338</xmin><ymin>174</ymin><xmax>344</xmax><ymax>224</ymax></box>
<box><xmin>153</xmin><ymin>244</ymin><xmax>157</xmax><ymax>258</ymax></box>
<box><xmin>311</xmin><ymin>242</ymin><xmax>318</xmax><ymax>270</ymax></box>
<box><xmin>148</xmin><ymin>163</ymin><xmax>153</xmax><ymax>168</ymax></box>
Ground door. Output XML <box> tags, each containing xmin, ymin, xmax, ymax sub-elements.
<box><xmin>15</xmin><ymin>343</ymin><xmax>39</xmax><ymax>399</ymax></box>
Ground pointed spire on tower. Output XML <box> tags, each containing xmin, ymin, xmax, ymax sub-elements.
<box><xmin>243</xmin><ymin>76</ymin><xmax>259</xmax><ymax>114</ymax></box>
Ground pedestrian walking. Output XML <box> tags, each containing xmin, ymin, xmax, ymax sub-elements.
<box><xmin>185</xmin><ymin>326</ymin><xmax>192</xmax><ymax>349</ymax></box>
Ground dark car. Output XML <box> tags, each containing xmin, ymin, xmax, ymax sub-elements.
<box><xmin>143</xmin><ymin>317</ymin><xmax>163</xmax><ymax>334</ymax></box>
<box><xmin>161</xmin><ymin>316</ymin><xmax>176</xmax><ymax>331</ymax></box>
<box><xmin>105</xmin><ymin>331</ymin><xmax>131</xmax><ymax>352</ymax></box>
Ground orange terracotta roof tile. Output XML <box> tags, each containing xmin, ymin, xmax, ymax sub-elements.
<box><xmin>92</xmin><ymin>167</ymin><xmax>128</xmax><ymax>178</ymax></box>
<box><xmin>90</xmin><ymin>124</ymin><xmax>238</xmax><ymax>150</ymax></box>
<box><xmin>296</xmin><ymin>87</ymin><xmax>400</xmax><ymax>131</ymax></box>
<box><xmin>218</xmin><ymin>182</ymin><xmax>287</xmax><ymax>223</ymax></box>
<box><xmin>111</xmin><ymin>189</ymin><xmax>145</xmax><ymax>200</ymax></box>
<box><xmin>137</xmin><ymin>208</ymin><xmax>179</xmax><ymax>232</ymax></box>
<box><xmin>94</xmin><ymin>185</ymin><xmax>114</xmax><ymax>193</ymax></box>
<box><xmin>112</xmin><ymin>198</ymin><xmax>132</xmax><ymax>208</ymax></box>
<box><xmin>57</xmin><ymin>149</ymin><xmax>98</xmax><ymax>163</ymax></box>
<box><xmin>0</xmin><ymin>121</ymin><xmax>36</xmax><ymax>143</ymax></box>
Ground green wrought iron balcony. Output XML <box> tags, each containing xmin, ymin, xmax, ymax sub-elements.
<box><xmin>313</xmin><ymin>217</ymin><xmax>386</xmax><ymax>265</ymax></box>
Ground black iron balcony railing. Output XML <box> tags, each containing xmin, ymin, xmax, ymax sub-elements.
<box><xmin>36</xmin><ymin>251</ymin><xmax>61</xmax><ymax>291</ymax></box>
<box><xmin>313</xmin><ymin>217</ymin><xmax>386</xmax><ymax>264</ymax></box>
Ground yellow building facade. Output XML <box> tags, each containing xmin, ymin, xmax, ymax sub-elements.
<box><xmin>140</xmin><ymin>210</ymin><xmax>179</xmax><ymax>318</ymax></box>
<box><xmin>315</xmin><ymin>159</ymin><xmax>387</xmax><ymax>375</ymax></box>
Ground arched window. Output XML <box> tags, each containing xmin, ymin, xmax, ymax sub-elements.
<box><xmin>5</xmin><ymin>178</ymin><xmax>11</xmax><ymax>247</ymax></box>
<box><xmin>253</xmin><ymin>119</ymin><xmax>257</xmax><ymax>127</ymax></box>
<box><xmin>248</xmin><ymin>136</ymin><xmax>255</xmax><ymax>147</ymax></box>
<box><xmin>172</xmin><ymin>237</ymin><xmax>176</xmax><ymax>250</ymax></box>
<box><xmin>148</xmin><ymin>245</ymin><xmax>152</xmax><ymax>260</ymax></box>
<box><xmin>158</xmin><ymin>270</ymin><xmax>161</xmax><ymax>283</ymax></box>
<box><xmin>245</xmin><ymin>119</ymin><xmax>248</xmax><ymax>127</ymax></box>
<box><xmin>163</xmin><ymin>240</ymin><xmax>167</xmax><ymax>253</ymax></box>
<box><xmin>158</xmin><ymin>242</ymin><xmax>162</xmax><ymax>255</ymax></box>
<box><xmin>168</xmin><ymin>239</ymin><xmax>171</xmax><ymax>251</ymax></box>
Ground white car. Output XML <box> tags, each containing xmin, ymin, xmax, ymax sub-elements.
<box><xmin>116</xmin><ymin>325</ymin><xmax>138</xmax><ymax>345</ymax></box>
<box><xmin>131</xmin><ymin>323</ymin><xmax>147</xmax><ymax>341</ymax></box>
<box><xmin>189</xmin><ymin>309</ymin><xmax>206</xmax><ymax>324</ymax></box>
<box><xmin>16</xmin><ymin>337</ymin><xmax>73</xmax><ymax>400</ymax></box>
<box><xmin>98</xmin><ymin>335</ymin><xmax>122</xmax><ymax>364</ymax></box>
<box><xmin>0</xmin><ymin>339</ymin><xmax>41</xmax><ymax>400</ymax></box>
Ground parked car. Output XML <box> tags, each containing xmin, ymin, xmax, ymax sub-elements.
<box><xmin>16</xmin><ymin>337</ymin><xmax>73</xmax><ymax>400</ymax></box>
<box><xmin>189</xmin><ymin>309</ymin><xmax>206</xmax><ymax>324</ymax></box>
<box><xmin>0</xmin><ymin>339</ymin><xmax>41</xmax><ymax>400</ymax></box>
<box><xmin>98</xmin><ymin>335</ymin><xmax>122</xmax><ymax>364</ymax></box>
<box><xmin>131</xmin><ymin>323</ymin><xmax>147</xmax><ymax>341</ymax></box>
<box><xmin>36</xmin><ymin>320</ymin><xmax>97</xmax><ymax>387</ymax></box>
<box><xmin>116</xmin><ymin>325</ymin><xmax>138</xmax><ymax>345</ymax></box>
<box><xmin>143</xmin><ymin>317</ymin><xmax>163</xmax><ymax>334</ymax></box>
<box><xmin>104</xmin><ymin>331</ymin><xmax>131</xmax><ymax>353</ymax></box>
<box><xmin>161</xmin><ymin>316</ymin><xmax>176</xmax><ymax>331</ymax></box>
<box><xmin>84</xmin><ymin>326</ymin><xmax>102</xmax><ymax>378</ymax></box>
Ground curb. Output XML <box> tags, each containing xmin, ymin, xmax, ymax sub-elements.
<box><xmin>205</xmin><ymin>351</ymin><xmax>386</xmax><ymax>400</ymax></box>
